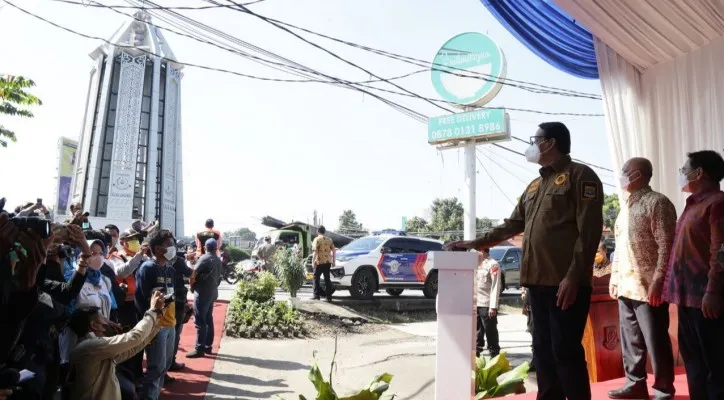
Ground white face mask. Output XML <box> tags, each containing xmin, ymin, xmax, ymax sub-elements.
<box><xmin>164</xmin><ymin>246</ymin><xmax>177</xmax><ymax>260</ymax></box>
<box><xmin>525</xmin><ymin>143</ymin><xmax>541</xmax><ymax>163</ymax></box>
<box><xmin>619</xmin><ymin>170</ymin><xmax>641</xmax><ymax>190</ymax></box>
<box><xmin>88</xmin><ymin>255</ymin><xmax>103</xmax><ymax>270</ymax></box>
<box><xmin>678</xmin><ymin>173</ymin><xmax>692</xmax><ymax>192</ymax></box>
<box><xmin>619</xmin><ymin>175</ymin><xmax>630</xmax><ymax>190</ymax></box>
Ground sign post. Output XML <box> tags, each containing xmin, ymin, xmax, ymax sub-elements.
<box><xmin>428</xmin><ymin>32</ymin><xmax>509</xmax><ymax>400</ymax></box>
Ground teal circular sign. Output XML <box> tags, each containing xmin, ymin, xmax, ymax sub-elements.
<box><xmin>431</xmin><ymin>32</ymin><xmax>506</xmax><ymax>107</ymax></box>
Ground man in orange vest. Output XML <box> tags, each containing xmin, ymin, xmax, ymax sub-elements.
<box><xmin>195</xmin><ymin>219</ymin><xmax>222</xmax><ymax>257</ymax></box>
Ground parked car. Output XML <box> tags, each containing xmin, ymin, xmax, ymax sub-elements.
<box><xmin>489</xmin><ymin>246</ymin><xmax>522</xmax><ymax>291</ymax></box>
<box><xmin>329</xmin><ymin>234</ymin><xmax>444</xmax><ymax>300</ymax></box>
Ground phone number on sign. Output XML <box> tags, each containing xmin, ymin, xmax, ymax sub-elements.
<box><xmin>430</xmin><ymin>122</ymin><xmax>503</xmax><ymax>141</ymax></box>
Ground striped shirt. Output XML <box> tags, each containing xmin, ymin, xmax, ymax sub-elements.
<box><xmin>662</xmin><ymin>188</ymin><xmax>724</xmax><ymax>308</ymax></box>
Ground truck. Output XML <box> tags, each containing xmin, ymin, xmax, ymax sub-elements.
<box><xmin>252</xmin><ymin>216</ymin><xmax>354</xmax><ymax>280</ymax></box>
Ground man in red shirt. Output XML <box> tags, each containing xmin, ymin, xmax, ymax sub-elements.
<box><xmin>662</xmin><ymin>150</ymin><xmax>724</xmax><ymax>400</ymax></box>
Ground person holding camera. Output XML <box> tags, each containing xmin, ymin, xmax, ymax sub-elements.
<box><xmin>65</xmin><ymin>203</ymin><xmax>91</xmax><ymax>230</ymax></box>
<box><xmin>169</xmin><ymin>240</ymin><xmax>193</xmax><ymax>373</ymax></box>
<box><xmin>66</xmin><ymin>290</ymin><xmax>166</xmax><ymax>400</ymax></box>
<box><xmin>0</xmin><ymin>204</ymin><xmax>62</xmax><ymax>400</ymax></box>
<box><xmin>135</xmin><ymin>229</ymin><xmax>177</xmax><ymax>399</ymax></box>
<box><xmin>58</xmin><ymin>238</ymin><xmax>118</xmax><ymax>373</ymax></box>
<box><xmin>187</xmin><ymin>239</ymin><xmax>222</xmax><ymax>359</ymax></box>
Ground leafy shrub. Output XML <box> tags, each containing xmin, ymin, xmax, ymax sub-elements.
<box><xmin>226</xmin><ymin>298</ymin><xmax>305</xmax><ymax>339</ymax></box>
<box><xmin>273</xmin><ymin>248</ymin><xmax>306</xmax><ymax>298</ymax></box>
<box><xmin>226</xmin><ymin>273</ymin><xmax>304</xmax><ymax>339</ymax></box>
<box><xmin>235</xmin><ymin>271</ymin><xmax>278</xmax><ymax>303</ymax></box>
<box><xmin>227</xmin><ymin>245</ymin><xmax>251</xmax><ymax>262</ymax></box>
<box><xmin>474</xmin><ymin>352</ymin><xmax>529</xmax><ymax>399</ymax></box>
<box><xmin>279</xmin><ymin>339</ymin><xmax>395</xmax><ymax>399</ymax></box>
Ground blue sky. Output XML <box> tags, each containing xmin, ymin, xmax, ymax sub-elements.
<box><xmin>0</xmin><ymin>0</ymin><xmax>614</xmax><ymax>236</ymax></box>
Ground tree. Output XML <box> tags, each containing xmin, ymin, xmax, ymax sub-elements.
<box><xmin>406</xmin><ymin>216</ymin><xmax>429</xmax><ymax>233</ymax></box>
<box><xmin>337</xmin><ymin>209</ymin><xmax>366</xmax><ymax>235</ymax></box>
<box><xmin>603</xmin><ymin>193</ymin><xmax>620</xmax><ymax>232</ymax></box>
<box><xmin>224</xmin><ymin>227</ymin><xmax>257</xmax><ymax>241</ymax></box>
<box><xmin>426</xmin><ymin>198</ymin><xmax>465</xmax><ymax>241</ymax></box>
<box><xmin>476</xmin><ymin>217</ymin><xmax>494</xmax><ymax>231</ymax></box>
<box><xmin>0</xmin><ymin>75</ymin><xmax>42</xmax><ymax>147</ymax></box>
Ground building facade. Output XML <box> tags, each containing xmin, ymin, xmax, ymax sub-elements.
<box><xmin>70</xmin><ymin>11</ymin><xmax>184</xmax><ymax>236</ymax></box>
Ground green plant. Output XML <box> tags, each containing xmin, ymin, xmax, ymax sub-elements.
<box><xmin>0</xmin><ymin>75</ymin><xmax>42</xmax><ymax>147</ymax></box>
<box><xmin>279</xmin><ymin>338</ymin><xmax>396</xmax><ymax>400</ymax></box>
<box><xmin>236</xmin><ymin>271</ymin><xmax>278</xmax><ymax>303</ymax></box>
<box><xmin>273</xmin><ymin>248</ymin><xmax>306</xmax><ymax>298</ymax></box>
<box><xmin>474</xmin><ymin>352</ymin><xmax>529</xmax><ymax>399</ymax></box>
<box><xmin>226</xmin><ymin>298</ymin><xmax>304</xmax><ymax>338</ymax></box>
<box><xmin>227</xmin><ymin>245</ymin><xmax>251</xmax><ymax>262</ymax></box>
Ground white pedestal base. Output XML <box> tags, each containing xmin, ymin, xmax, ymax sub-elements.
<box><xmin>433</xmin><ymin>251</ymin><xmax>478</xmax><ymax>400</ymax></box>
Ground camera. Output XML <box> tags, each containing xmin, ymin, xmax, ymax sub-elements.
<box><xmin>58</xmin><ymin>244</ymin><xmax>75</xmax><ymax>260</ymax></box>
<box><xmin>0</xmin><ymin>197</ymin><xmax>50</xmax><ymax>239</ymax></box>
<box><xmin>164</xmin><ymin>293</ymin><xmax>176</xmax><ymax>305</ymax></box>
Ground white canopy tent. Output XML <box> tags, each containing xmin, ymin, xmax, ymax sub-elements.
<box><xmin>555</xmin><ymin>0</ymin><xmax>724</xmax><ymax>212</ymax></box>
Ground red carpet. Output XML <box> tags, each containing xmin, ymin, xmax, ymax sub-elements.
<box><xmin>162</xmin><ymin>300</ymin><xmax>229</xmax><ymax>399</ymax></box>
<box><xmin>509</xmin><ymin>371</ymin><xmax>689</xmax><ymax>399</ymax></box>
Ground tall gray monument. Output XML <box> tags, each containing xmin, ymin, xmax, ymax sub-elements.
<box><xmin>69</xmin><ymin>10</ymin><xmax>184</xmax><ymax>236</ymax></box>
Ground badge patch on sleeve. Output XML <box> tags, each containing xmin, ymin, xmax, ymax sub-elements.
<box><xmin>527</xmin><ymin>179</ymin><xmax>541</xmax><ymax>194</ymax></box>
<box><xmin>581</xmin><ymin>181</ymin><xmax>599</xmax><ymax>200</ymax></box>
<box><xmin>490</xmin><ymin>265</ymin><xmax>500</xmax><ymax>275</ymax></box>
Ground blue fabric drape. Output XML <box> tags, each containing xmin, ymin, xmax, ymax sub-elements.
<box><xmin>480</xmin><ymin>0</ymin><xmax>599</xmax><ymax>79</ymax></box>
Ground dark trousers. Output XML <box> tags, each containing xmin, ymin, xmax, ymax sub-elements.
<box><xmin>677</xmin><ymin>304</ymin><xmax>724</xmax><ymax>400</ymax></box>
<box><xmin>529</xmin><ymin>285</ymin><xmax>592</xmax><ymax>400</ymax></box>
<box><xmin>117</xmin><ymin>301</ymin><xmax>143</xmax><ymax>380</ymax></box>
<box><xmin>476</xmin><ymin>306</ymin><xmax>500</xmax><ymax>356</ymax></box>
<box><xmin>194</xmin><ymin>293</ymin><xmax>215</xmax><ymax>351</ymax></box>
<box><xmin>313</xmin><ymin>263</ymin><xmax>332</xmax><ymax>299</ymax></box>
<box><xmin>173</xmin><ymin>300</ymin><xmax>187</xmax><ymax>362</ymax></box>
<box><xmin>618</xmin><ymin>297</ymin><xmax>675</xmax><ymax>398</ymax></box>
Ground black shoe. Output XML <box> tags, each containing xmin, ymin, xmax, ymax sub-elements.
<box><xmin>169</xmin><ymin>361</ymin><xmax>185</xmax><ymax>371</ymax></box>
<box><xmin>608</xmin><ymin>386</ymin><xmax>649</xmax><ymax>399</ymax></box>
<box><xmin>325</xmin><ymin>297</ymin><xmax>332</xmax><ymax>303</ymax></box>
<box><xmin>186</xmin><ymin>349</ymin><xmax>205</xmax><ymax>358</ymax></box>
<box><xmin>164</xmin><ymin>374</ymin><xmax>176</xmax><ymax>385</ymax></box>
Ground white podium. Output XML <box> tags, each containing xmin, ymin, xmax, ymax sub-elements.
<box><xmin>432</xmin><ymin>251</ymin><xmax>478</xmax><ymax>400</ymax></box>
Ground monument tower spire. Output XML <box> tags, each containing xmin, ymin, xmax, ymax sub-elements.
<box><xmin>70</xmin><ymin>9</ymin><xmax>184</xmax><ymax>236</ymax></box>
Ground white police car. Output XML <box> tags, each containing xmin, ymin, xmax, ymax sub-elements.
<box><xmin>330</xmin><ymin>234</ymin><xmax>443</xmax><ymax>300</ymax></box>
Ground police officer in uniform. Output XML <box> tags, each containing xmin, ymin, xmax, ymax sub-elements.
<box><xmin>446</xmin><ymin>122</ymin><xmax>603</xmax><ymax>400</ymax></box>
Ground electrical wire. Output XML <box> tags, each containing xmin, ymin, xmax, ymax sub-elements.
<box><xmin>86</xmin><ymin>0</ymin><xmax>432</xmax><ymax>85</ymax></box>
<box><xmin>476</xmin><ymin>154</ymin><xmax>516</xmax><ymax>206</ymax></box>
<box><xmin>50</xmin><ymin>0</ymin><xmax>266</xmax><ymax>8</ymax></box>
<box><xmin>5</xmin><ymin>0</ymin><xmax>434</xmax><ymax>125</ymax></box>
<box><xmin>52</xmin><ymin>0</ymin><xmax>606</xmax><ymax>118</ymax></box>
<box><xmin>509</xmin><ymin>135</ymin><xmax>614</xmax><ymax>172</ymax></box>
<box><xmin>357</xmin><ymin>82</ymin><xmax>605</xmax><ymax>117</ymax></box>
<box><xmin>202</xmin><ymin>0</ymin><xmax>602</xmax><ymax>100</ymax></box>
<box><xmin>214</xmin><ymin>0</ymin><xmax>457</xmax><ymax>115</ymax></box>
<box><xmin>122</xmin><ymin>0</ymin><xmax>431</xmax><ymax>122</ymax></box>
<box><xmin>476</xmin><ymin>149</ymin><xmax>529</xmax><ymax>185</ymax></box>
<box><xmin>15</xmin><ymin>0</ymin><xmax>616</xmax><ymax>176</ymax></box>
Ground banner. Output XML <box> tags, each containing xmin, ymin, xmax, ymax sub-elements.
<box><xmin>56</xmin><ymin>137</ymin><xmax>78</xmax><ymax>215</ymax></box>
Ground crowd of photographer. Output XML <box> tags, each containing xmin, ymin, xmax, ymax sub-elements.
<box><xmin>0</xmin><ymin>198</ymin><xmax>206</xmax><ymax>400</ymax></box>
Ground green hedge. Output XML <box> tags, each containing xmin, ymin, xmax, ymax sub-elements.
<box><xmin>225</xmin><ymin>271</ymin><xmax>305</xmax><ymax>339</ymax></box>
<box><xmin>227</xmin><ymin>245</ymin><xmax>251</xmax><ymax>262</ymax></box>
